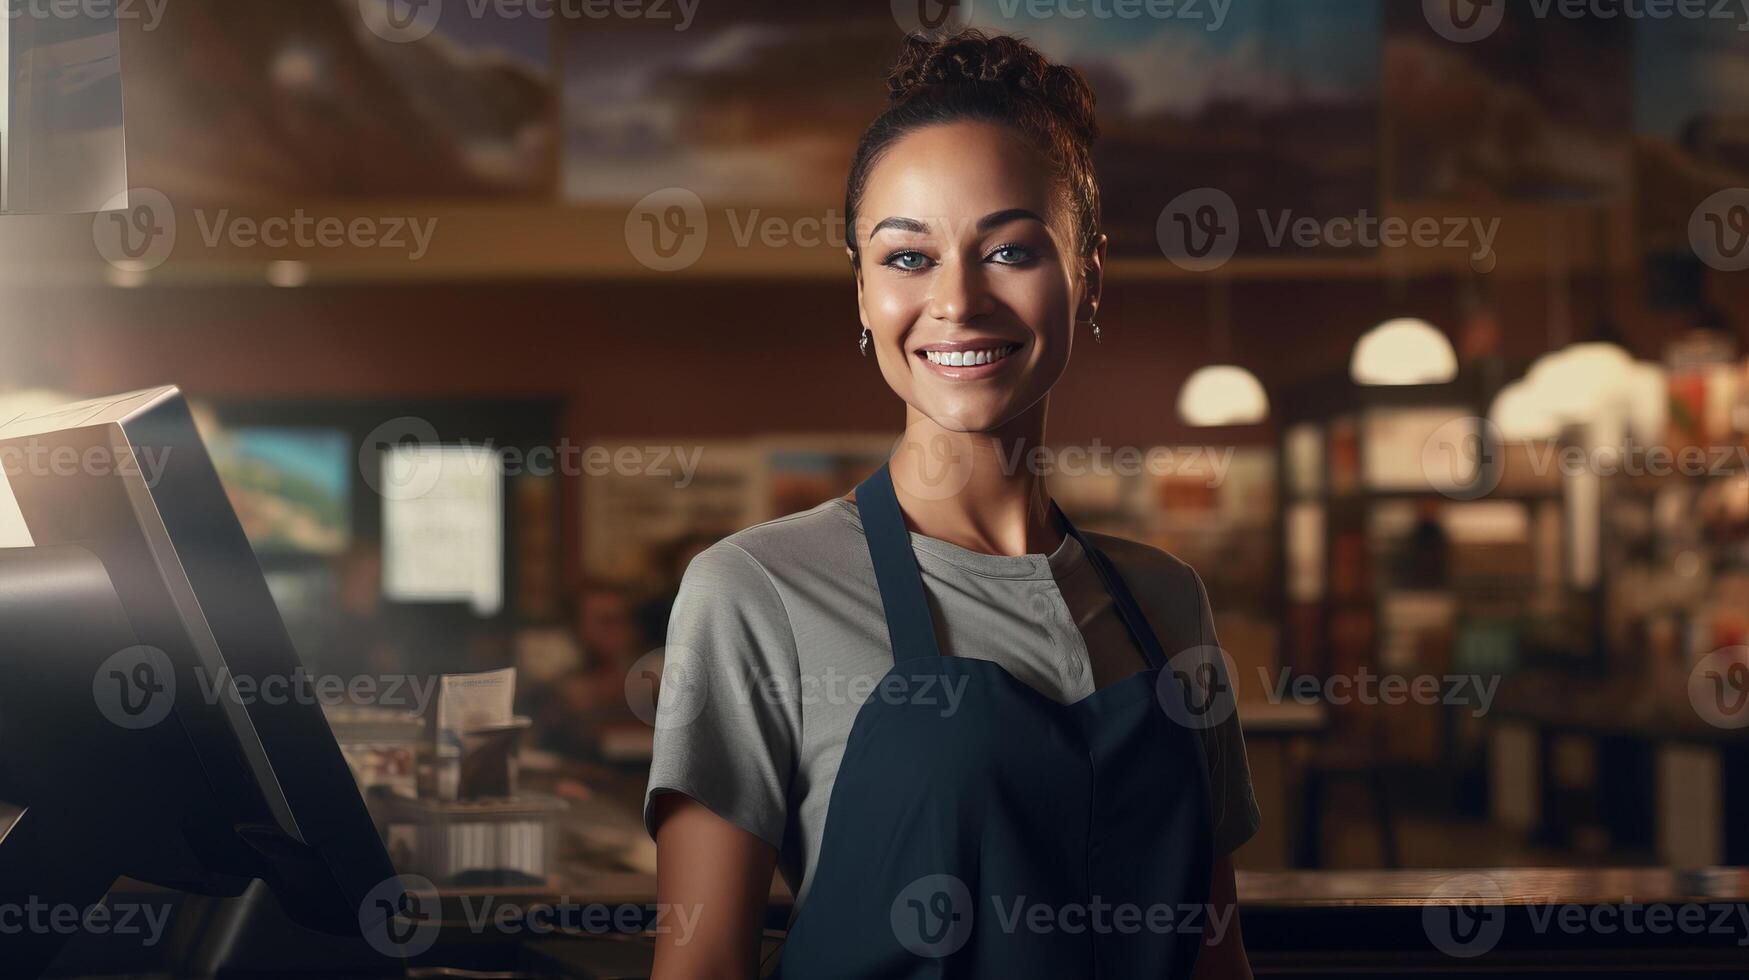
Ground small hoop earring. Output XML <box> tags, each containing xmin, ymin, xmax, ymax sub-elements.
<box><xmin>859</xmin><ymin>328</ymin><xmax>871</xmax><ymax>357</ymax></box>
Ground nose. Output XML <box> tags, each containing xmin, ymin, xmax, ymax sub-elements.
<box><xmin>926</xmin><ymin>254</ymin><xmax>995</xmax><ymax>325</ymax></box>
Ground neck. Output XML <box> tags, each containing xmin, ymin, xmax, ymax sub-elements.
<box><xmin>883</xmin><ymin>399</ymin><xmax>1063</xmax><ymax>558</ymax></box>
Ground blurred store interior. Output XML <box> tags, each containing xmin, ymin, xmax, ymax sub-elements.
<box><xmin>1</xmin><ymin>0</ymin><xmax>1747</xmax><ymax>971</ymax></box>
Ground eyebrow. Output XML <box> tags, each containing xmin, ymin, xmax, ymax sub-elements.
<box><xmin>867</xmin><ymin>208</ymin><xmax>1046</xmax><ymax>239</ymax></box>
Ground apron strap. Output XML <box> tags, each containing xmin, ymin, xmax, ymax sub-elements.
<box><xmin>854</xmin><ymin>463</ymin><xmax>945</xmax><ymax>661</ymax></box>
<box><xmin>1050</xmin><ymin>501</ymin><xmax>1169</xmax><ymax>672</ymax></box>
<box><xmin>855</xmin><ymin>462</ymin><xmax>1170</xmax><ymax>671</ymax></box>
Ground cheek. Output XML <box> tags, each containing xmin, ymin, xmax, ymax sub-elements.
<box><xmin>868</xmin><ymin>279</ymin><xmax>923</xmax><ymax>329</ymax></box>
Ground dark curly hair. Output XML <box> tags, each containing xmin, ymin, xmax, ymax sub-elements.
<box><xmin>845</xmin><ymin>30</ymin><xmax>1102</xmax><ymax>268</ymax></box>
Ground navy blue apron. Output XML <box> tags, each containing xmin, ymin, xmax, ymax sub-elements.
<box><xmin>773</xmin><ymin>463</ymin><xmax>1214</xmax><ymax>978</ymax></box>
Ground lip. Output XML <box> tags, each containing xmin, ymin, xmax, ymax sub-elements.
<box><xmin>912</xmin><ymin>338</ymin><xmax>1025</xmax><ymax>380</ymax></box>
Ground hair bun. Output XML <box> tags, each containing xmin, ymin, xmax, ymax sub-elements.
<box><xmin>886</xmin><ymin>30</ymin><xmax>1098</xmax><ymax>144</ymax></box>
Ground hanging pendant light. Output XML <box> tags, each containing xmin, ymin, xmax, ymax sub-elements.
<box><xmin>1177</xmin><ymin>278</ymin><xmax>1269</xmax><ymax>426</ymax></box>
<box><xmin>1489</xmin><ymin>379</ymin><xmax>1562</xmax><ymax>441</ymax></box>
<box><xmin>1351</xmin><ymin>317</ymin><xmax>1459</xmax><ymax>386</ymax></box>
<box><xmin>1179</xmin><ymin>365</ymin><xmax>1269</xmax><ymax>426</ymax></box>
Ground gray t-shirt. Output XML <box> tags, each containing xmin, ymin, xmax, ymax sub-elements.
<box><xmin>643</xmin><ymin>496</ymin><xmax>1260</xmax><ymax>916</ymax></box>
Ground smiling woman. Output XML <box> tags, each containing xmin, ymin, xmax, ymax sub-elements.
<box><xmin>645</xmin><ymin>30</ymin><xmax>1259</xmax><ymax>980</ymax></box>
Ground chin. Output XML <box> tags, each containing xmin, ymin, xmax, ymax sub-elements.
<box><xmin>914</xmin><ymin>400</ymin><xmax>1018</xmax><ymax>436</ymax></box>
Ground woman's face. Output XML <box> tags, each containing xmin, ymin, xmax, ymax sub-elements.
<box><xmin>852</xmin><ymin>120</ymin><xmax>1103</xmax><ymax>434</ymax></box>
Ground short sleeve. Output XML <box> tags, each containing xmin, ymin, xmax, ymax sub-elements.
<box><xmin>1192</xmin><ymin>569</ymin><xmax>1264</xmax><ymax>857</ymax></box>
<box><xmin>641</xmin><ymin>541</ymin><xmax>802</xmax><ymax>851</ymax></box>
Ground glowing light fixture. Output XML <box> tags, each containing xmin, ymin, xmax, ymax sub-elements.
<box><xmin>1523</xmin><ymin>340</ymin><xmax>1633</xmax><ymax>420</ymax></box>
<box><xmin>1488</xmin><ymin>380</ymin><xmax>1562</xmax><ymax>442</ymax></box>
<box><xmin>267</xmin><ymin>260</ymin><xmax>310</xmax><ymax>288</ymax></box>
<box><xmin>1178</xmin><ymin>364</ymin><xmax>1269</xmax><ymax>427</ymax></box>
<box><xmin>1350</xmin><ymin>317</ymin><xmax>1458</xmax><ymax>386</ymax></box>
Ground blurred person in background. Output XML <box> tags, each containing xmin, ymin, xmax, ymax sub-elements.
<box><xmin>533</xmin><ymin>582</ymin><xmax>649</xmax><ymax>762</ymax></box>
<box><xmin>307</xmin><ymin>539</ymin><xmax>405</xmax><ymax>682</ymax></box>
<box><xmin>636</xmin><ymin>532</ymin><xmax>721</xmax><ymax>653</ymax></box>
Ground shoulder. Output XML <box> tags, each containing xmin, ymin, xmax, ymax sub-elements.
<box><xmin>1081</xmin><ymin>531</ymin><xmax>1202</xmax><ymax>595</ymax></box>
<box><xmin>687</xmin><ymin>497</ymin><xmax>864</xmax><ymax>587</ymax></box>
<box><xmin>1078</xmin><ymin>531</ymin><xmax>1211</xmax><ymax>653</ymax></box>
<box><xmin>673</xmin><ymin>498</ymin><xmax>864</xmax><ymax>617</ymax></box>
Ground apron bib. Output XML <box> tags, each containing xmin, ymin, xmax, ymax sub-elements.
<box><xmin>774</xmin><ymin>463</ymin><xmax>1214</xmax><ymax>978</ymax></box>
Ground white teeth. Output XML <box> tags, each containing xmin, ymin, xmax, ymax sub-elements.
<box><xmin>924</xmin><ymin>344</ymin><xmax>1017</xmax><ymax>367</ymax></box>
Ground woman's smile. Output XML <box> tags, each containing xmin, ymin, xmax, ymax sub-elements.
<box><xmin>915</xmin><ymin>339</ymin><xmax>1025</xmax><ymax>379</ymax></box>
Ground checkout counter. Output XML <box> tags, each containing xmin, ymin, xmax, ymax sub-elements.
<box><xmin>53</xmin><ymin>752</ymin><xmax>1749</xmax><ymax>978</ymax></box>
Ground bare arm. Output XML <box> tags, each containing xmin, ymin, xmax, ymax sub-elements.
<box><xmin>1193</xmin><ymin>856</ymin><xmax>1253</xmax><ymax>980</ymax></box>
<box><xmin>649</xmin><ymin>792</ymin><xmax>777</xmax><ymax>980</ymax></box>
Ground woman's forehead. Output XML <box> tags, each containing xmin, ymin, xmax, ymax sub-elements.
<box><xmin>859</xmin><ymin>121</ymin><xmax>1061</xmax><ymax>236</ymax></box>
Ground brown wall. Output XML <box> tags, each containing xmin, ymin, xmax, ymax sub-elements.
<box><xmin>8</xmin><ymin>270</ymin><xmax>1744</xmax><ymax>592</ymax></box>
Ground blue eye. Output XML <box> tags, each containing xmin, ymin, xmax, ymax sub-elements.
<box><xmin>882</xmin><ymin>250</ymin><xmax>931</xmax><ymax>272</ymax></box>
<box><xmin>988</xmin><ymin>244</ymin><xmax>1035</xmax><ymax>264</ymax></box>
